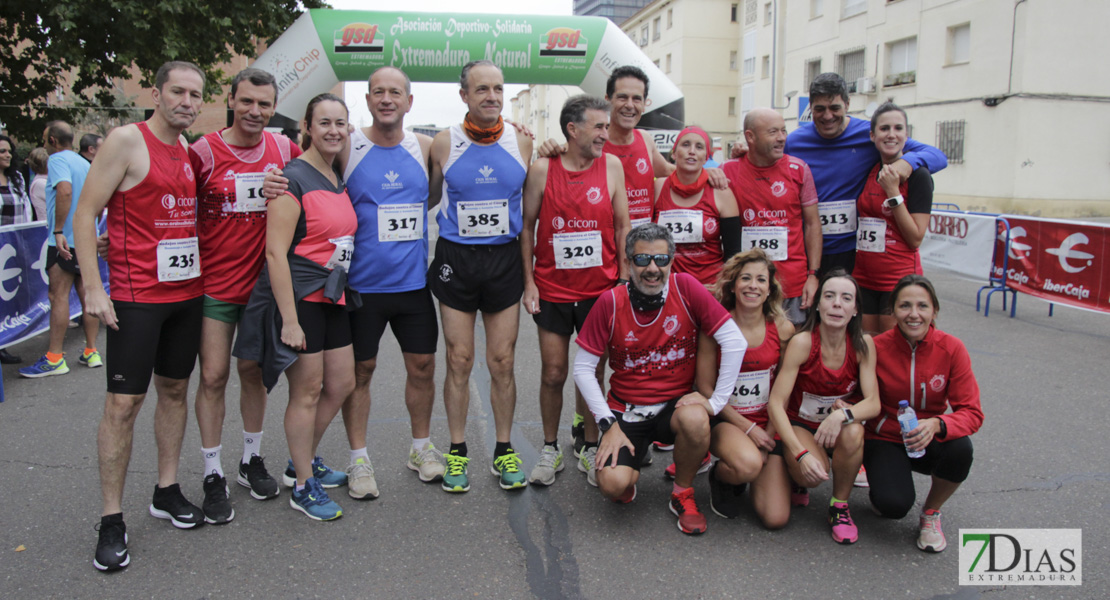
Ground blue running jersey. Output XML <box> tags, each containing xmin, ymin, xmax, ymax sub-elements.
<box><xmin>345</xmin><ymin>128</ymin><xmax>430</xmax><ymax>293</ymax></box>
<box><xmin>435</xmin><ymin>125</ymin><xmax>527</xmax><ymax>245</ymax></box>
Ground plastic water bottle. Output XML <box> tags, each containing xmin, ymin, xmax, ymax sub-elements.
<box><xmin>897</xmin><ymin>400</ymin><xmax>925</xmax><ymax>458</ymax></box>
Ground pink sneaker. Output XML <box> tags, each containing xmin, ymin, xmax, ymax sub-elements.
<box><xmin>612</xmin><ymin>484</ymin><xmax>637</xmax><ymax>504</ymax></box>
<box><xmin>664</xmin><ymin>452</ymin><xmax>712</xmax><ymax>480</ymax></box>
<box><xmin>828</xmin><ymin>502</ymin><xmax>858</xmax><ymax>544</ymax></box>
<box><xmin>669</xmin><ymin>487</ymin><xmax>707</xmax><ymax>535</ymax></box>
<box><xmin>917</xmin><ymin>509</ymin><xmax>946</xmax><ymax>552</ymax></box>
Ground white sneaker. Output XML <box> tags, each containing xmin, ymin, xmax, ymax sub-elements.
<box><xmin>346</xmin><ymin>458</ymin><xmax>379</xmax><ymax>500</ymax></box>
<box><xmin>407</xmin><ymin>442</ymin><xmax>446</xmax><ymax>482</ymax></box>
<box><xmin>528</xmin><ymin>444</ymin><xmax>565</xmax><ymax>486</ymax></box>
<box><xmin>917</xmin><ymin>510</ymin><xmax>947</xmax><ymax>552</ymax></box>
<box><xmin>578</xmin><ymin>446</ymin><xmax>598</xmax><ymax>487</ymax></box>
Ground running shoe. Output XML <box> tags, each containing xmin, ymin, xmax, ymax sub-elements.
<box><xmin>578</xmin><ymin>445</ymin><xmax>598</xmax><ymax>487</ymax></box>
<box><xmin>790</xmin><ymin>483</ymin><xmax>810</xmax><ymax>507</ymax></box>
<box><xmin>670</xmin><ymin>487</ymin><xmax>708</xmax><ymax>535</ymax></box>
<box><xmin>491</xmin><ymin>450</ymin><xmax>528</xmax><ymax>490</ymax></box>
<box><xmin>571</xmin><ymin>413</ymin><xmax>586</xmax><ymax>459</ymax></box>
<box><xmin>828</xmin><ymin>502</ymin><xmax>858</xmax><ymax>544</ymax></box>
<box><xmin>442</xmin><ymin>451</ymin><xmax>471</xmax><ymax>493</ymax></box>
<box><xmin>612</xmin><ymin>484</ymin><xmax>637</xmax><ymax>504</ymax></box>
<box><xmin>854</xmin><ymin>465</ymin><xmax>869</xmax><ymax>488</ymax></box>
<box><xmin>201</xmin><ymin>473</ymin><xmax>235</xmax><ymax>524</ymax></box>
<box><xmin>289</xmin><ymin>477</ymin><xmax>342</xmax><ymax>521</ymax></box>
<box><xmin>313</xmin><ymin>456</ymin><xmax>347</xmax><ymax>488</ymax></box>
<box><xmin>653</xmin><ymin>441</ymin><xmax>674</xmax><ymax>452</ymax></box>
<box><xmin>346</xmin><ymin>457</ymin><xmax>379</xmax><ymax>500</ymax></box>
<box><xmin>93</xmin><ymin>516</ymin><xmax>129</xmax><ymax>572</ymax></box>
<box><xmin>708</xmin><ymin>463</ymin><xmax>745</xmax><ymax>519</ymax></box>
<box><xmin>18</xmin><ymin>354</ymin><xmax>69</xmax><ymax>378</ymax></box>
<box><xmin>917</xmin><ymin>509</ymin><xmax>947</xmax><ymax>553</ymax></box>
<box><xmin>407</xmin><ymin>442</ymin><xmax>446</xmax><ymax>482</ymax></box>
<box><xmin>149</xmin><ymin>483</ymin><xmax>204</xmax><ymax>529</ymax></box>
<box><xmin>664</xmin><ymin>452</ymin><xmax>713</xmax><ymax>480</ymax></box>
<box><xmin>528</xmin><ymin>444</ymin><xmax>564</xmax><ymax>486</ymax></box>
<box><xmin>79</xmin><ymin>350</ymin><xmax>103</xmax><ymax>368</ymax></box>
<box><xmin>237</xmin><ymin>456</ymin><xmax>280</xmax><ymax>500</ymax></box>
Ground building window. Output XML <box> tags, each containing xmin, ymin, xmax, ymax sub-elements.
<box><xmin>741</xmin><ymin>83</ymin><xmax>755</xmax><ymax>118</ymax></box>
<box><xmin>764</xmin><ymin>2</ymin><xmax>773</xmax><ymax>25</ymax></box>
<box><xmin>947</xmin><ymin>23</ymin><xmax>970</xmax><ymax>65</ymax></box>
<box><xmin>731</xmin><ymin>3</ymin><xmax>739</xmax><ymax>22</ymax></box>
<box><xmin>640</xmin><ymin>26</ymin><xmax>649</xmax><ymax>47</ymax></box>
<box><xmin>668</xmin><ymin>8</ymin><xmax>673</xmax><ymax>29</ymax></box>
<box><xmin>835</xmin><ymin>47</ymin><xmax>865</xmax><ymax>92</ymax></box>
<box><xmin>804</xmin><ymin>58</ymin><xmax>822</xmax><ymax>91</ymax></box>
<box><xmin>842</xmin><ymin>0</ymin><xmax>867</xmax><ymax>19</ymax></box>
<box><xmin>743</xmin><ymin>31</ymin><xmax>757</xmax><ymax>77</ymax></box>
<box><xmin>745</xmin><ymin>0</ymin><xmax>758</xmax><ymax>26</ymax></box>
<box><xmin>811</xmin><ymin>0</ymin><xmax>824</xmax><ymax>18</ymax></box>
<box><xmin>762</xmin><ymin>55</ymin><xmax>771</xmax><ymax>79</ymax></box>
<box><xmin>666</xmin><ymin>53</ymin><xmax>672</xmax><ymax>73</ymax></box>
<box><xmin>936</xmin><ymin>120</ymin><xmax>965</xmax><ymax>164</ymax></box>
<box><xmin>730</xmin><ymin>50</ymin><xmax>739</xmax><ymax>70</ymax></box>
<box><xmin>884</xmin><ymin>37</ymin><xmax>917</xmax><ymax>86</ymax></box>
<box><xmin>729</xmin><ymin>96</ymin><xmax>737</xmax><ymax>116</ymax></box>
<box><xmin>653</xmin><ymin>17</ymin><xmax>661</xmax><ymax>41</ymax></box>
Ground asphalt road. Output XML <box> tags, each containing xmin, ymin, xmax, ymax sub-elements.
<box><xmin>0</xmin><ymin>266</ymin><xmax>1106</xmax><ymax>599</ymax></box>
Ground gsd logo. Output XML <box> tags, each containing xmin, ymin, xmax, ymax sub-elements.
<box><xmin>539</xmin><ymin>28</ymin><xmax>588</xmax><ymax>57</ymax></box>
<box><xmin>335</xmin><ymin>23</ymin><xmax>384</xmax><ymax>53</ymax></box>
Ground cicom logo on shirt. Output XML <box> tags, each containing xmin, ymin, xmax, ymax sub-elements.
<box><xmin>743</xmin><ymin>208</ymin><xmax>755</xmax><ymax>222</ymax></box>
<box><xmin>161</xmin><ymin>194</ymin><xmax>176</xmax><ymax>210</ymax></box>
<box><xmin>552</xmin><ymin>216</ymin><xmax>565</xmax><ymax>230</ymax></box>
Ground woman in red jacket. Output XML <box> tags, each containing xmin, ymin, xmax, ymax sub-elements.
<box><xmin>867</xmin><ymin>274</ymin><xmax>983</xmax><ymax>553</ymax></box>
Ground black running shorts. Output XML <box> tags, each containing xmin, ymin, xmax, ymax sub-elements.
<box><xmin>106</xmin><ymin>297</ymin><xmax>203</xmax><ymax>394</ymax></box>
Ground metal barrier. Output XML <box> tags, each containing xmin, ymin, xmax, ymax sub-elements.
<box><xmin>976</xmin><ymin>216</ymin><xmax>1018</xmax><ymax>318</ymax></box>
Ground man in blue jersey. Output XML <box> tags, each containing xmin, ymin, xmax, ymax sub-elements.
<box><xmin>784</xmin><ymin>73</ymin><xmax>947</xmax><ymax>275</ymax></box>
<box><xmin>339</xmin><ymin>66</ymin><xmax>445</xmax><ymax>498</ymax></box>
<box><xmin>427</xmin><ymin>60</ymin><xmax>534</xmax><ymax>493</ymax></box>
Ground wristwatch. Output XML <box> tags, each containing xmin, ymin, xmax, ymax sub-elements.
<box><xmin>598</xmin><ymin>416</ymin><xmax>616</xmax><ymax>433</ymax></box>
<box><xmin>841</xmin><ymin>408</ymin><xmax>855</xmax><ymax>424</ymax></box>
<box><xmin>884</xmin><ymin>194</ymin><xmax>905</xmax><ymax>209</ymax></box>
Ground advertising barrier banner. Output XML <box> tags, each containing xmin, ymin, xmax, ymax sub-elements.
<box><xmin>991</xmin><ymin>215</ymin><xmax>1109</xmax><ymax>313</ymax></box>
<box><xmin>920</xmin><ymin>211</ymin><xmax>996</xmax><ymax>280</ymax></box>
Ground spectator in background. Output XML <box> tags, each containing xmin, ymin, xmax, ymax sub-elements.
<box><xmin>27</xmin><ymin>147</ymin><xmax>49</xmax><ymax>221</ymax></box>
<box><xmin>0</xmin><ymin>133</ymin><xmax>33</xmax><ymax>363</ymax></box>
<box><xmin>79</xmin><ymin>133</ymin><xmax>103</xmax><ymax>163</ymax></box>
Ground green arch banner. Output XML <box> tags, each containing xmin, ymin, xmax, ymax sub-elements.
<box><xmin>253</xmin><ymin>9</ymin><xmax>684</xmax><ymax>128</ymax></box>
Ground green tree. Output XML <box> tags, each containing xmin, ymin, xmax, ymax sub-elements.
<box><xmin>0</xmin><ymin>0</ymin><xmax>329</xmax><ymax>141</ymax></box>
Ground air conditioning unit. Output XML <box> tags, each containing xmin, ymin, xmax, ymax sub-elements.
<box><xmin>856</xmin><ymin>77</ymin><xmax>876</xmax><ymax>94</ymax></box>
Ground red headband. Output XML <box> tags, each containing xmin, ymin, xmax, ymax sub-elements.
<box><xmin>675</xmin><ymin>126</ymin><xmax>711</xmax><ymax>151</ymax></box>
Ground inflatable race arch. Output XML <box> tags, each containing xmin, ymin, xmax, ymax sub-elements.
<box><xmin>252</xmin><ymin>9</ymin><xmax>684</xmax><ymax>129</ymax></box>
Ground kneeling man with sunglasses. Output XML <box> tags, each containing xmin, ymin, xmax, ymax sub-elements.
<box><xmin>573</xmin><ymin>223</ymin><xmax>746</xmax><ymax>535</ymax></box>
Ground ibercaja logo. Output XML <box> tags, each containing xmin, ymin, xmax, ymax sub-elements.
<box><xmin>959</xmin><ymin>529</ymin><xmax>1081</xmax><ymax>586</ymax></box>
<box><xmin>334</xmin><ymin>23</ymin><xmax>384</xmax><ymax>53</ymax></box>
<box><xmin>539</xmin><ymin>28</ymin><xmax>588</xmax><ymax>57</ymax></box>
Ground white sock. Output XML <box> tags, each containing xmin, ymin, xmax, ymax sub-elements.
<box><xmin>242</xmin><ymin>431</ymin><xmax>263</xmax><ymax>464</ymax></box>
<box><xmin>202</xmin><ymin>445</ymin><xmax>223</xmax><ymax>477</ymax></box>
<box><xmin>350</xmin><ymin>447</ymin><xmax>370</xmax><ymax>464</ymax></box>
<box><xmin>412</xmin><ymin>437</ymin><xmax>431</xmax><ymax>453</ymax></box>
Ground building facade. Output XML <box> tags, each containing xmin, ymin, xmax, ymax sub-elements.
<box><xmin>574</xmin><ymin>0</ymin><xmax>655</xmax><ymax>23</ymax></box>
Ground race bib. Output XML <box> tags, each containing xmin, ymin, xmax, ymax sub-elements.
<box><xmin>798</xmin><ymin>391</ymin><xmax>849</xmax><ymax>423</ymax></box>
<box><xmin>325</xmin><ymin>235</ymin><xmax>355</xmax><ymax>271</ymax></box>
<box><xmin>819</xmin><ymin>200</ymin><xmax>857</xmax><ymax>235</ymax></box>
<box><xmin>856</xmin><ymin>217</ymin><xmax>887</xmax><ymax>253</ymax></box>
<box><xmin>232</xmin><ymin>172</ymin><xmax>267</xmax><ymax>212</ymax></box>
<box><xmin>657</xmin><ymin>209</ymin><xmax>703</xmax><ymax>244</ymax></box>
<box><xmin>554</xmin><ymin>231</ymin><xmax>603</xmax><ymax>269</ymax></box>
<box><xmin>741</xmin><ymin>226</ymin><xmax>789</xmax><ymax>261</ymax></box>
<box><xmin>156</xmin><ymin>237</ymin><xmax>200</xmax><ymax>282</ymax></box>
<box><xmin>729</xmin><ymin>368</ymin><xmax>772</xmax><ymax>413</ymax></box>
<box><xmin>630</xmin><ymin>217</ymin><xmax>651</xmax><ymax>229</ymax></box>
<box><xmin>621</xmin><ymin>401</ymin><xmax>668</xmax><ymax>423</ymax></box>
<box><xmin>458</xmin><ymin>199</ymin><xmax>509</xmax><ymax>237</ymax></box>
<box><xmin>378</xmin><ymin>203</ymin><xmax>423</xmax><ymax>242</ymax></box>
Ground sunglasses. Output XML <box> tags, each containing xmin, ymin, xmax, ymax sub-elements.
<box><xmin>631</xmin><ymin>253</ymin><xmax>672</xmax><ymax>267</ymax></box>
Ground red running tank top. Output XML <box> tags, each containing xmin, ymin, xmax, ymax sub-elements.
<box><xmin>193</xmin><ymin>130</ymin><xmax>297</xmax><ymax>304</ymax></box>
<box><xmin>723</xmin><ymin>155</ymin><xmax>809</xmax><ymax>298</ymax></box>
<box><xmin>853</xmin><ymin>163</ymin><xmax>922</xmax><ymax>291</ymax></box>
<box><xmin>727</xmin><ymin>319</ymin><xmax>783</xmax><ymax>426</ymax></box>
<box><xmin>606</xmin><ymin>274</ymin><xmax>699</xmax><ymax>411</ymax></box>
<box><xmin>534</xmin><ymin>156</ymin><xmax>617</xmax><ymax>302</ymax></box>
<box><xmin>604</xmin><ymin>130</ymin><xmax>654</xmax><ymax>227</ymax></box>
<box><xmin>786</xmin><ymin>326</ymin><xmax>861</xmax><ymax>427</ymax></box>
<box><xmin>653</xmin><ymin>181</ymin><xmax>723</xmax><ymax>286</ymax></box>
<box><xmin>282</xmin><ymin>159</ymin><xmax>358</xmax><ymax>305</ymax></box>
<box><xmin>107</xmin><ymin>121</ymin><xmax>203</xmax><ymax>303</ymax></box>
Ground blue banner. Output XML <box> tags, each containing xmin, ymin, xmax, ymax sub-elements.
<box><xmin>0</xmin><ymin>221</ymin><xmax>109</xmax><ymax>349</ymax></box>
